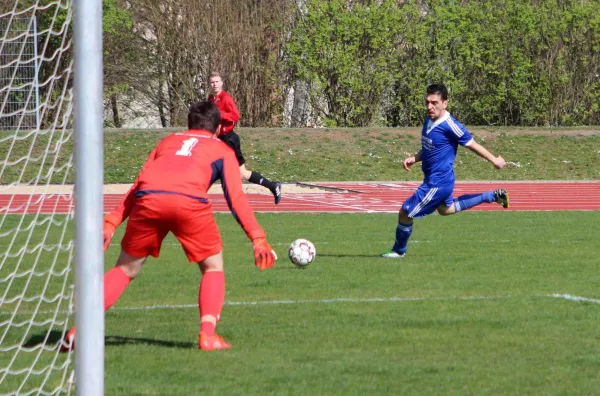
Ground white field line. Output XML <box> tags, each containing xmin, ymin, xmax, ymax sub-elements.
<box><xmin>104</xmin><ymin>293</ymin><xmax>600</xmax><ymax>311</ymax></box>
<box><xmin>547</xmin><ymin>293</ymin><xmax>600</xmax><ymax>304</ymax></box>
<box><xmin>282</xmin><ymin>195</ymin><xmax>383</xmax><ymax>213</ymax></box>
<box><xmin>89</xmin><ymin>293</ymin><xmax>600</xmax><ymax>311</ymax></box>
<box><xmin>116</xmin><ymin>295</ymin><xmax>513</xmax><ymax>311</ymax></box>
<box><xmin>2</xmin><ymin>293</ymin><xmax>599</xmax><ymax>316</ymax></box>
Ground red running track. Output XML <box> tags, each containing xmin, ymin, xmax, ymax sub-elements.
<box><xmin>1</xmin><ymin>182</ymin><xmax>599</xmax><ymax>214</ymax></box>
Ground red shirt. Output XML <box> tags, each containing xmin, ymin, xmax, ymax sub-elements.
<box><xmin>208</xmin><ymin>90</ymin><xmax>240</xmax><ymax>135</ymax></box>
<box><xmin>104</xmin><ymin>130</ymin><xmax>265</xmax><ymax>241</ymax></box>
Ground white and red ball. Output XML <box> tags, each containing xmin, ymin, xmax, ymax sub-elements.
<box><xmin>288</xmin><ymin>239</ymin><xmax>316</xmax><ymax>268</ymax></box>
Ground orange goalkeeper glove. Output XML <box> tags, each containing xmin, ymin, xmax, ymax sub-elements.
<box><xmin>252</xmin><ymin>237</ymin><xmax>277</xmax><ymax>270</ymax></box>
<box><xmin>102</xmin><ymin>221</ymin><xmax>117</xmax><ymax>251</ymax></box>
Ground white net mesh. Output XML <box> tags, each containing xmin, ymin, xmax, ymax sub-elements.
<box><xmin>0</xmin><ymin>1</ymin><xmax>75</xmax><ymax>394</ymax></box>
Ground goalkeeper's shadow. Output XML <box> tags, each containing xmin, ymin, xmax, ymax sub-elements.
<box><xmin>105</xmin><ymin>335</ymin><xmax>194</xmax><ymax>349</ymax></box>
<box><xmin>23</xmin><ymin>329</ymin><xmax>64</xmax><ymax>348</ymax></box>
<box><xmin>23</xmin><ymin>330</ymin><xmax>194</xmax><ymax>349</ymax></box>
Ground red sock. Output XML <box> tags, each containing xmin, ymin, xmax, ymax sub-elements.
<box><xmin>199</xmin><ymin>271</ymin><xmax>225</xmax><ymax>336</ymax></box>
<box><xmin>104</xmin><ymin>266</ymin><xmax>133</xmax><ymax>311</ymax></box>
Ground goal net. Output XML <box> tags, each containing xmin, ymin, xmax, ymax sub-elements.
<box><xmin>1</xmin><ymin>1</ymin><xmax>77</xmax><ymax>394</ymax></box>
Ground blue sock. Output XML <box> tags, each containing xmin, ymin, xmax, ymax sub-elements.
<box><xmin>392</xmin><ymin>222</ymin><xmax>413</xmax><ymax>254</ymax></box>
<box><xmin>453</xmin><ymin>191</ymin><xmax>495</xmax><ymax>212</ymax></box>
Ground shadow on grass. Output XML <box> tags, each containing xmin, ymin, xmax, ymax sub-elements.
<box><xmin>273</xmin><ymin>253</ymin><xmax>380</xmax><ymax>268</ymax></box>
<box><xmin>23</xmin><ymin>329</ymin><xmax>64</xmax><ymax>348</ymax></box>
<box><xmin>106</xmin><ymin>335</ymin><xmax>195</xmax><ymax>349</ymax></box>
<box><xmin>317</xmin><ymin>253</ymin><xmax>380</xmax><ymax>258</ymax></box>
<box><xmin>23</xmin><ymin>330</ymin><xmax>194</xmax><ymax>349</ymax></box>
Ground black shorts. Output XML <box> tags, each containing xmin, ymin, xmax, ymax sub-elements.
<box><xmin>218</xmin><ymin>131</ymin><xmax>245</xmax><ymax>166</ymax></box>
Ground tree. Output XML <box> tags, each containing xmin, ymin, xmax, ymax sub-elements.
<box><xmin>287</xmin><ymin>0</ymin><xmax>411</xmax><ymax>127</ymax></box>
<box><xmin>117</xmin><ymin>0</ymin><xmax>295</xmax><ymax>127</ymax></box>
<box><xmin>102</xmin><ymin>0</ymin><xmax>139</xmax><ymax>128</ymax></box>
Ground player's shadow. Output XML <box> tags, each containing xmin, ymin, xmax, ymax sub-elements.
<box><xmin>317</xmin><ymin>253</ymin><xmax>378</xmax><ymax>258</ymax></box>
<box><xmin>23</xmin><ymin>329</ymin><xmax>64</xmax><ymax>348</ymax></box>
<box><xmin>22</xmin><ymin>330</ymin><xmax>194</xmax><ymax>349</ymax></box>
<box><xmin>105</xmin><ymin>335</ymin><xmax>195</xmax><ymax>349</ymax></box>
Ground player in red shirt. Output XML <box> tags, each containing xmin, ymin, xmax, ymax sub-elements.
<box><xmin>61</xmin><ymin>101</ymin><xmax>277</xmax><ymax>352</ymax></box>
<box><xmin>208</xmin><ymin>71</ymin><xmax>282</xmax><ymax>204</ymax></box>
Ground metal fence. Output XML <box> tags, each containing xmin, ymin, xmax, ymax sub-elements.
<box><xmin>0</xmin><ymin>15</ymin><xmax>40</xmax><ymax>130</ymax></box>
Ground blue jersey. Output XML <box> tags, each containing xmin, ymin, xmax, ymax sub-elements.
<box><xmin>420</xmin><ymin>112</ymin><xmax>473</xmax><ymax>186</ymax></box>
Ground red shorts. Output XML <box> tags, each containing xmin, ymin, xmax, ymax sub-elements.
<box><xmin>121</xmin><ymin>194</ymin><xmax>222</xmax><ymax>262</ymax></box>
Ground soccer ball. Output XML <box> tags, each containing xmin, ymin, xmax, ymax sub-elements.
<box><xmin>288</xmin><ymin>239</ymin><xmax>316</xmax><ymax>268</ymax></box>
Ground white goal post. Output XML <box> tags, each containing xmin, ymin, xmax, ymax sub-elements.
<box><xmin>0</xmin><ymin>0</ymin><xmax>104</xmax><ymax>395</ymax></box>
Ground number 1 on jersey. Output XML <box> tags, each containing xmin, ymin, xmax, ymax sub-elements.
<box><xmin>176</xmin><ymin>138</ymin><xmax>198</xmax><ymax>156</ymax></box>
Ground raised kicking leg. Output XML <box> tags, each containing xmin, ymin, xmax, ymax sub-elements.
<box><xmin>381</xmin><ymin>187</ymin><xmax>508</xmax><ymax>259</ymax></box>
<box><xmin>438</xmin><ymin>189</ymin><xmax>509</xmax><ymax>216</ymax></box>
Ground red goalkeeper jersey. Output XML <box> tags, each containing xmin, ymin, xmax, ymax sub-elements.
<box><xmin>104</xmin><ymin>130</ymin><xmax>265</xmax><ymax>241</ymax></box>
<box><xmin>208</xmin><ymin>90</ymin><xmax>240</xmax><ymax>135</ymax></box>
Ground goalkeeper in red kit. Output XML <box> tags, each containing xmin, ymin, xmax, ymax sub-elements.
<box><xmin>208</xmin><ymin>71</ymin><xmax>282</xmax><ymax>204</ymax></box>
<box><xmin>61</xmin><ymin>101</ymin><xmax>278</xmax><ymax>352</ymax></box>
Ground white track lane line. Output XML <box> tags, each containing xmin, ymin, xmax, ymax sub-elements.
<box><xmin>282</xmin><ymin>195</ymin><xmax>384</xmax><ymax>213</ymax></box>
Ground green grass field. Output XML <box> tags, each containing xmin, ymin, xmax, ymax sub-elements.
<box><xmin>1</xmin><ymin>127</ymin><xmax>599</xmax><ymax>394</ymax></box>
<box><xmin>3</xmin><ymin>211</ymin><xmax>599</xmax><ymax>395</ymax></box>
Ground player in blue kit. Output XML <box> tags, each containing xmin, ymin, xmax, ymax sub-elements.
<box><xmin>381</xmin><ymin>84</ymin><xmax>510</xmax><ymax>258</ymax></box>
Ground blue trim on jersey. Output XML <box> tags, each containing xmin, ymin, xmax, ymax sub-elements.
<box><xmin>212</xmin><ymin>158</ymin><xmax>241</xmax><ymax>224</ymax></box>
<box><xmin>135</xmin><ymin>190</ymin><xmax>208</xmax><ymax>203</ymax></box>
<box><xmin>210</xmin><ymin>158</ymin><xmax>224</xmax><ymax>186</ymax></box>
<box><xmin>401</xmin><ymin>183</ymin><xmax>454</xmax><ymax>219</ymax></box>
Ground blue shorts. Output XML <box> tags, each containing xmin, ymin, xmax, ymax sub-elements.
<box><xmin>401</xmin><ymin>183</ymin><xmax>454</xmax><ymax>219</ymax></box>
